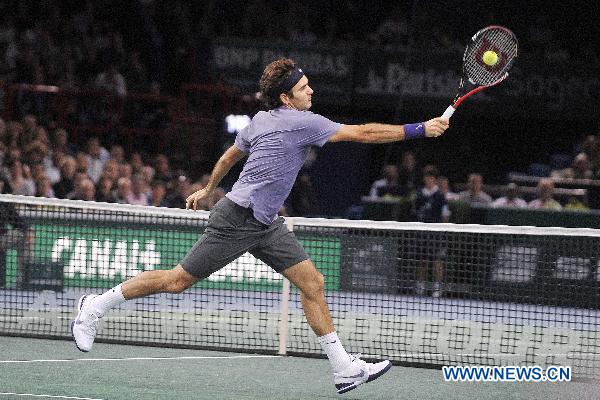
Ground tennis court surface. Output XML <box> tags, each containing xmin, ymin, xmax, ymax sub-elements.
<box><xmin>0</xmin><ymin>337</ymin><xmax>596</xmax><ymax>400</ymax></box>
<box><xmin>2</xmin><ymin>197</ymin><xmax>600</xmax><ymax>399</ymax></box>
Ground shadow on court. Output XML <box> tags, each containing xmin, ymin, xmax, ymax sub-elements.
<box><xmin>0</xmin><ymin>337</ymin><xmax>596</xmax><ymax>400</ymax></box>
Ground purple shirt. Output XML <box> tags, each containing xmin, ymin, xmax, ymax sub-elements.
<box><xmin>226</xmin><ymin>107</ymin><xmax>340</xmax><ymax>224</ymax></box>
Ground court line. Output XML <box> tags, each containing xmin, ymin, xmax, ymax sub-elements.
<box><xmin>0</xmin><ymin>355</ymin><xmax>282</xmax><ymax>364</ymax></box>
<box><xmin>0</xmin><ymin>393</ymin><xmax>103</xmax><ymax>400</ymax></box>
<box><xmin>388</xmin><ymin>353</ymin><xmax>590</xmax><ymax>357</ymax></box>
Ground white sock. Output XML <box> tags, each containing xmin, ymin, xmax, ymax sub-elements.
<box><xmin>90</xmin><ymin>284</ymin><xmax>126</xmax><ymax>315</ymax></box>
<box><xmin>318</xmin><ymin>331</ymin><xmax>351</xmax><ymax>373</ymax></box>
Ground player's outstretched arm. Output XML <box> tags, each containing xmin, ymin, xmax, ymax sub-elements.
<box><xmin>186</xmin><ymin>145</ymin><xmax>247</xmax><ymax>210</ymax></box>
<box><xmin>328</xmin><ymin>117</ymin><xmax>449</xmax><ymax>144</ymax></box>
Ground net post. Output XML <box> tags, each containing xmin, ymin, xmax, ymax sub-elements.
<box><xmin>278</xmin><ymin>217</ymin><xmax>294</xmax><ymax>355</ymax></box>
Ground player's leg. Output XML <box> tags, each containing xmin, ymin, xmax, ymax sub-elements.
<box><xmin>121</xmin><ymin>264</ymin><xmax>198</xmax><ymax>298</ymax></box>
<box><xmin>71</xmin><ymin>265</ymin><xmax>199</xmax><ymax>352</ymax></box>
<box><xmin>253</xmin><ymin>222</ymin><xmax>391</xmax><ymax>394</ymax></box>
<box><xmin>72</xmin><ymin>197</ymin><xmax>255</xmax><ymax>352</ymax></box>
<box><xmin>282</xmin><ymin>260</ymin><xmax>391</xmax><ymax>394</ymax></box>
<box><xmin>281</xmin><ymin>259</ymin><xmax>333</xmax><ymax>336</ymax></box>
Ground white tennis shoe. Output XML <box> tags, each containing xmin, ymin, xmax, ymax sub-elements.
<box><xmin>333</xmin><ymin>354</ymin><xmax>392</xmax><ymax>394</ymax></box>
<box><xmin>71</xmin><ymin>294</ymin><xmax>101</xmax><ymax>352</ymax></box>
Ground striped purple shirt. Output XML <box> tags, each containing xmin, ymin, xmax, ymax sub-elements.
<box><xmin>226</xmin><ymin>107</ymin><xmax>340</xmax><ymax>224</ymax></box>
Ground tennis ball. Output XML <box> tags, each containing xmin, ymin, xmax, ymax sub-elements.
<box><xmin>482</xmin><ymin>50</ymin><xmax>498</xmax><ymax>66</ymax></box>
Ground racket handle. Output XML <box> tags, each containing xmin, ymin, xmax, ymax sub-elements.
<box><xmin>442</xmin><ymin>105</ymin><xmax>455</xmax><ymax>119</ymax></box>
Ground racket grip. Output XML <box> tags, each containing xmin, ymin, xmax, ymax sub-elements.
<box><xmin>441</xmin><ymin>105</ymin><xmax>455</xmax><ymax>119</ymax></box>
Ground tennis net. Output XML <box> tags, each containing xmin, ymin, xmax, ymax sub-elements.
<box><xmin>1</xmin><ymin>195</ymin><xmax>599</xmax><ymax>379</ymax></box>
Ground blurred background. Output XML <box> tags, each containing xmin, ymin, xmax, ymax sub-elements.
<box><xmin>1</xmin><ymin>0</ymin><xmax>599</xmax><ymax>225</ymax></box>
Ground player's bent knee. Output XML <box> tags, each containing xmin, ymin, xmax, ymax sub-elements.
<box><xmin>166</xmin><ymin>265</ymin><xmax>198</xmax><ymax>294</ymax></box>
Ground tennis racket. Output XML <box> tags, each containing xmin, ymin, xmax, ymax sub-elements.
<box><xmin>442</xmin><ymin>25</ymin><xmax>518</xmax><ymax>119</ymax></box>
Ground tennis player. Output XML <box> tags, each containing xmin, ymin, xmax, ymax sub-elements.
<box><xmin>72</xmin><ymin>58</ymin><xmax>449</xmax><ymax>394</ymax></box>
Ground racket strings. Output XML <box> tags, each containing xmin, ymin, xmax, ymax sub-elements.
<box><xmin>464</xmin><ymin>28</ymin><xmax>518</xmax><ymax>86</ymax></box>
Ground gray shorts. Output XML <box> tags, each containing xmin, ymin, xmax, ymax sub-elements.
<box><xmin>181</xmin><ymin>197</ymin><xmax>308</xmax><ymax>279</ymax></box>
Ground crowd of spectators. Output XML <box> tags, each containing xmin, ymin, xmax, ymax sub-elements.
<box><xmin>0</xmin><ymin>1</ymin><xmax>595</xmax><ymax>220</ymax></box>
<box><xmin>0</xmin><ymin>114</ymin><xmax>224</xmax><ymax>211</ymax></box>
<box><xmin>0</xmin><ymin>2</ymin><xmax>158</xmax><ymax>95</ymax></box>
<box><xmin>1</xmin><ymin>0</ymin><xmax>586</xmax><ymax>97</ymax></box>
<box><xmin>367</xmin><ymin>146</ymin><xmax>600</xmax><ymax>220</ymax></box>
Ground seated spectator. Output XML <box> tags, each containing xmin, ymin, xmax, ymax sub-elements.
<box><xmin>7</xmin><ymin>159</ymin><xmax>35</xmax><ymax>196</ymax></box>
<box><xmin>398</xmin><ymin>151</ymin><xmax>418</xmax><ymax>194</ymax></box>
<box><xmin>492</xmin><ymin>183</ymin><xmax>527</xmax><ymax>208</ymax></box>
<box><xmin>167</xmin><ymin>175</ymin><xmax>191</xmax><ymax>209</ymax></box>
<box><xmin>150</xmin><ymin>180</ymin><xmax>170</xmax><ymax>207</ymax></box>
<box><xmin>70</xmin><ymin>177</ymin><xmax>96</xmax><ymax>201</ymax></box>
<box><xmin>119</xmin><ymin>163</ymin><xmax>133</xmax><ymax>180</ymax></box>
<box><xmin>85</xmin><ymin>137</ymin><xmax>110</xmax><ymax>183</ymax></box>
<box><xmin>24</xmin><ymin>140</ymin><xmax>49</xmax><ymax>167</ymax></box>
<box><xmin>44</xmin><ymin>149</ymin><xmax>63</xmax><ymax>184</ymax></box>
<box><xmin>114</xmin><ymin>177</ymin><xmax>133</xmax><ymax>204</ymax></box>
<box><xmin>53</xmin><ymin>156</ymin><xmax>77</xmax><ymax>198</ymax></box>
<box><xmin>35</xmin><ymin>175</ymin><xmax>55</xmax><ymax>198</ymax></box>
<box><xmin>95</xmin><ymin>176</ymin><xmax>116</xmax><ymax>203</ymax></box>
<box><xmin>438</xmin><ymin>176</ymin><xmax>459</xmax><ymax>201</ymax></box>
<box><xmin>564</xmin><ymin>196</ymin><xmax>590</xmax><ymax>212</ymax></box>
<box><xmin>154</xmin><ymin>154</ymin><xmax>174</xmax><ymax>183</ymax></box>
<box><xmin>6</xmin><ymin>122</ymin><xmax>23</xmax><ymax>149</ymax></box>
<box><xmin>52</xmin><ymin>128</ymin><xmax>77</xmax><ymax>156</ymax></box>
<box><xmin>551</xmin><ymin>152</ymin><xmax>593</xmax><ymax>180</ymax></box>
<box><xmin>142</xmin><ymin>165</ymin><xmax>155</xmax><ymax>185</ymax></box>
<box><xmin>66</xmin><ymin>172</ymin><xmax>93</xmax><ymax>200</ymax></box>
<box><xmin>109</xmin><ymin>144</ymin><xmax>126</xmax><ymax>164</ymax></box>
<box><xmin>34</xmin><ymin>126</ymin><xmax>51</xmax><ymax>147</ymax></box>
<box><xmin>369</xmin><ymin>164</ymin><xmax>404</xmax><ymax>198</ymax></box>
<box><xmin>75</xmin><ymin>152</ymin><xmax>89</xmax><ymax>175</ymax></box>
<box><xmin>130</xmin><ymin>152</ymin><xmax>145</xmax><ymax>174</ymax></box>
<box><xmin>20</xmin><ymin>114</ymin><xmax>38</xmax><ymax>147</ymax></box>
<box><xmin>128</xmin><ymin>174</ymin><xmax>149</xmax><ymax>206</ymax></box>
<box><xmin>459</xmin><ymin>173</ymin><xmax>492</xmax><ymax>206</ymax></box>
<box><xmin>30</xmin><ymin>162</ymin><xmax>48</xmax><ymax>183</ymax></box>
<box><xmin>101</xmin><ymin>159</ymin><xmax>121</xmax><ymax>182</ymax></box>
<box><xmin>528</xmin><ymin>178</ymin><xmax>562</xmax><ymax>210</ymax></box>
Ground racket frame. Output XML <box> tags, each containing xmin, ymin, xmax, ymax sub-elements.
<box><xmin>442</xmin><ymin>26</ymin><xmax>517</xmax><ymax>119</ymax></box>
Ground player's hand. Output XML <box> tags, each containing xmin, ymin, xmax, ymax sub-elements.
<box><xmin>424</xmin><ymin>117</ymin><xmax>450</xmax><ymax>138</ymax></box>
<box><xmin>186</xmin><ymin>188</ymin><xmax>211</xmax><ymax>211</ymax></box>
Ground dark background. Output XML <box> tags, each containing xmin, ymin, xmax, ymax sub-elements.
<box><xmin>1</xmin><ymin>0</ymin><xmax>598</xmax><ymax>217</ymax></box>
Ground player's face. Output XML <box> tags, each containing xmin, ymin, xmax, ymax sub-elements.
<box><xmin>287</xmin><ymin>76</ymin><xmax>313</xmax><ymax>111</ymax></box>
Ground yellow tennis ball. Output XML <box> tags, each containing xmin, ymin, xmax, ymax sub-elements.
<box><xmin>482</xmin><ymin>50</ymin><xmax>498</xmax><ymax>66</ymax></box>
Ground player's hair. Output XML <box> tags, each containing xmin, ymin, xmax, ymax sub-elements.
<box><xmin>259</xmin><ymin>58</ymin><xmax>297</xmax><ymax>109</ymax></box>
